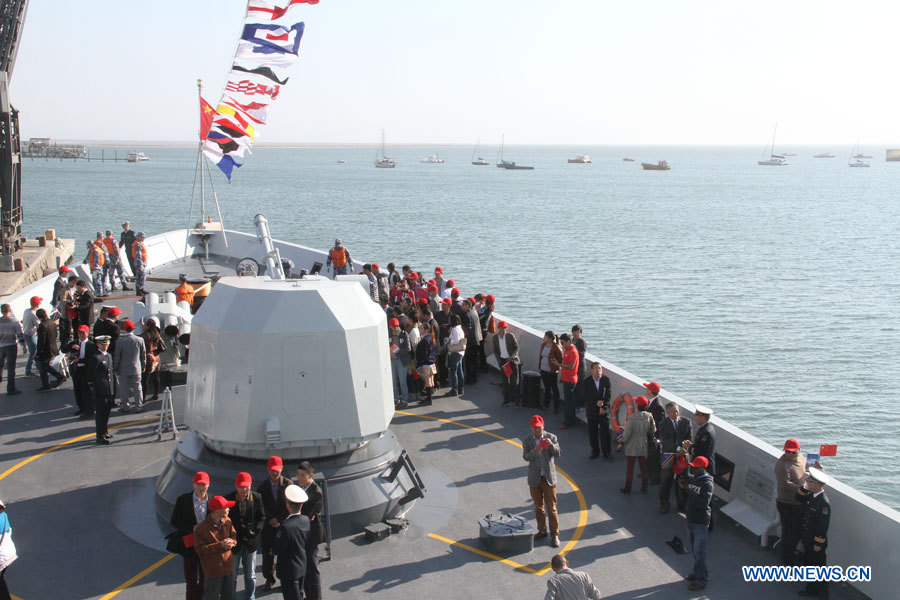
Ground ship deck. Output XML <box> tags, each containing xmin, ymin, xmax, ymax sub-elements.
<box><xmin>0</xmin><ymin>256</ymin><xmax>867</xmax><ymax>599</ymax></box>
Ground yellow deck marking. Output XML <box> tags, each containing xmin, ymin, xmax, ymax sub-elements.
<box><xmin>0</xmin><ymin>417</ymin><xmax>157</xmax><ymax>482</ymax></box>
<box><xmin>396</xmin><ymin>410</ymin><xmax>589</xmax><ymax>576</ymax></box>
<box><xmin>98</xmin><ymin>553</ymin><xmax>176</xmax><ymax>600</ymax></box>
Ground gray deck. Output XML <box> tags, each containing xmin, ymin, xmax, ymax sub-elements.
<box><xmin>0</xmin><ymin>257</ymin><xmax>866</xmax><ymax>599</ymax></box>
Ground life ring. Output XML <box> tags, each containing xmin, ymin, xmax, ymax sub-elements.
<box><xmin>611</xmin><ymin>392</ymin><xmax>635</xmax><ymax>432</ymax></box>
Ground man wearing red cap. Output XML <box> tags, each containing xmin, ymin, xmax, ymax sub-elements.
<box><xmin>195</xmin><ymin>495</ymin><xmax>237</xmax><ymax>599</ymax></box>
<box><xmin>621</xmin><ymin>396</ymin><xmax>656</xmax><ymax>493</ymax></box>
<box><xmin>113</xmin><ymin>320</ymin><xmax>146</xmax><ymax>412</ymax></box>
<box><xmin>257</xmin><ymin>456</ymin><xmax>293</xmax><ymax>592</ymax></box>
<box><xmin>492</xmin><ymin>320</ymin><xmax>520</xmax><ymax>406</ymax></box>
<box><xmin>226</xmin><ymin>472</ymin><xmax>265</xmax><ymax>599</ymax></box>
<box><xmin>56</xmin><ymin>274</ymin><xmax>78</xmax><ymax>347</ymax></box>
<box><xmin>169</xmin><ymin>472</ymin><xmax>211</xmax><ymax>600</ymax></box>
<box><xmin>775</xmin><ymin>438</ymin><xmax>808</xmax><ymax>565</ymax></box>
<box><xmin>523</xmin><ymin>414</ymin><xmax>562</xmax><ymax>547</ymax></box>
<box><xmin>372</xmin><ymin>263</ymin><xmax>389</xmax><ymax>302</ymax></box>
<box><xmin>68</xmin><ymin>324</ymin><xmax>97</xmax><ymax>417</ymax></box>
<box><xmin>92</xmin><ymin>306</ymin><xmax>121</xmax><ymax>357</ymax></box>
<box><xmin>643</xmin><ymin>382</ymin><xmax>664</xmax><ymax>485</ymax></box>
<box><xmin>679</xmin><ymin>455</ymin><xmax>714</xmax><ymax>590</ymax></box>
<box><xmin>388</xmin><ymin>317</ymin><xmax>411</xmax><ymax>408</ymax></box>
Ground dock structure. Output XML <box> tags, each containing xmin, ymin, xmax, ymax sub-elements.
<box><xmin>0</xmin><ymin>233</ymin><xmax>74</xmax><ymax>289</ymax></box>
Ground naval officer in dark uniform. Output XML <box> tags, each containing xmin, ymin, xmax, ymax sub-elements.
<box><xmin>296</xmin><ymin>461</ymin><xmax>325</xmax><ymax>600</ymax></box>
<box><xmin>87</xmin><ymin>335</ymin><xmax>114</xmax><ymax>444</ymax></box>
<box><xmin>797</xmin><ymin>467</ymin><xmax>832</xmax><ymax>598</ymax></box>
<box><xmin>273</xmin><ymin>484</ymin><xmax>310</xmax><ymax>600</ymax></box>
<box><xmin>682</xmin><ymin>404</ymin><xmax>716</xmax><ymax>476</ymax></box>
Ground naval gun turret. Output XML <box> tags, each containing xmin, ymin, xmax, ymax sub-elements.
<box><xmin>155</xmin><ymin>217</ymin><xmax>424</xmax><ymax>536</ymax></box>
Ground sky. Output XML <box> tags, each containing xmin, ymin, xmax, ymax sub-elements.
<box><xmin>10</xmin><ymin>0</ymin><xmax>900</xmax><ymax>145</ymax></box>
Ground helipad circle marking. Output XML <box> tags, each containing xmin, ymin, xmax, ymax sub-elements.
<box><xmin>396</xmin><ymin>410</ymin><xmax>589</xmax><ymax>576</ymax></box>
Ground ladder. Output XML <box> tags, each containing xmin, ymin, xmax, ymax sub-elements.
<box><xmin>156</xmin><ymin>386</ymin><xmax>178</xmax><ymax>440</ymax></box>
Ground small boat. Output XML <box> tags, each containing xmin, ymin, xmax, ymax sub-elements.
<box><xmin>758</xmin><ymin>124</ymin><xmax>788</xmax><ymax>165</ymax></box>
<box><xmin>127</xmin><ymin>151</ymin><xmax>149</xmax><ymax>162</ymax></box>
<box><xmin>853</xmin><ymin>154</ymin><xmax>873</xmax><ymax>159</ymax></box>
<box><xmin>502</xmin><ymin>162</ymin><xmax>534</xmax><ymax>170</ymax></box>
<box><xmin>849</xmin><ymin>139</ymin><xmax>870</xmax><ymax>168</ymax></box>
<box><xmin>814</xmin><ymin>152</ymin><xmax>835</xmax><ymax>158</ymax></box>
<box><xmin>336</xmin><ymin>159</ymin><xmax>347</xmax><ymax>164</ymax></box>
<box><xmin>622</xmin><ymin>157</ymin><xmax>635</xmax><ymax>162</ymax></box>
<box><xmin>471</xmin><ymin>138</ymin><xmax>489</xmax><ymax>165</ymax></box>
<box><xmin>496</xmin><ymin>134</ymin><xmax>509</xmax><ymax>168</ymax></box>
<box><xmin>375</xmin><ymin>129</ymin><xmax>396</xmax><ymax>168</ymax></box>
<box><xmin>782</xmin><ymin>152</ymin><xmax>797</xmax><ymax>157</ymax></box>
<box><xmin>641</xmin><ymin>160</ymin><xmax>670</xmax><ymax>171</ymax></box>
<box><xmin>420</xmin><ymin>153</ymin><xmax>445</xmax><ymax>164</ymax></box>
<box><xmin>568</xmin><ymin>154</ymin><xmax>591</xmax><ymax>164</ymax></box>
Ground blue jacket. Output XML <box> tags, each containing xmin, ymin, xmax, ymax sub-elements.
<box><xmin>685</xmin><ymin>473</ymin><xmax>714</xmax><ymax>524</ymax></box>
<box><xmin>273</xmin><ymin>512</ymin><xmax>310</xmax><ymax>582</ymax></box>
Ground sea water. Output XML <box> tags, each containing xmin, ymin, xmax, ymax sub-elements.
<box><xmin>21</xmin><ymin>144</ymin><xmax>900</xmax><ymax>509</ymax></box>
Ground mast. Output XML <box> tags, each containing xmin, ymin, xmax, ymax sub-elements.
<box><xmin>198</xmin><ymin>79</ymin><xmax>205</xmax><ymax>219</ymax></box>
<box><xmin>770</xmin><ymin>123</ymin><xmax>778</xmax><ymax>157</ymax></box>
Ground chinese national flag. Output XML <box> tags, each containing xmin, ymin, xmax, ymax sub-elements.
<box><xmin>200</xmin><ymin>98</ymin><xmax>216</xmax><ymax>140</ymax></box>
<box><xmin>819</xmin><ymin>444</ymin><xmax>838</xmax><ymax>457</ymax></box>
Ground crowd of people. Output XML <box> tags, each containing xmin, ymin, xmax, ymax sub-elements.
<box><xmin>169</xmin><ymin>458</ymin><xmax>324</xmax><ymax>600</ymax></box>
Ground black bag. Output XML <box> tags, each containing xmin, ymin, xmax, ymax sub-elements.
<box><xmin>154</xmin><ymin>337</ymin><xmax>167</xmax><ymax>356</ymax></box>
<box><xmin>165</xmin><ymin>531</ymin><xmax>185</xmax><ymax>556</ymax></box>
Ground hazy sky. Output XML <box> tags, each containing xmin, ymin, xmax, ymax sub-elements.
<box><xmin>11</xmin><ymin>0</ymin><xmax>900</xmax><ymax>145</ymax></box>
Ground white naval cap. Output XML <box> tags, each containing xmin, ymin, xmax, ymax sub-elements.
<box><xmin>807</xmin><ymin>467</ymin><xmax>830</xmax><ymax>486</ymax></box>
<box><xmin>284</xmin><ymin>484</ymin><xmax>308</xmax><ymax>503</ymax></box>
<box><xmin>693</xmin><ymin>404</ymin><xmax>714</xmax><ymax>416</ymax></box>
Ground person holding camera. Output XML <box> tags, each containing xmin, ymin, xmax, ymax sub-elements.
<box><xmin>226</xmin><ymin>473</ymin><xmax>265</xmax><ymax>600</ymax></box>
<box><xmin>523</xmin><ymin>414</ymin><xmax>562</xmax><ymax>548</ymax></box>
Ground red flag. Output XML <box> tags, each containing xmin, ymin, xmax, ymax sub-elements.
<box><xmin>200</xmin><ymin>98</ymin><xmax>215</xmax><ymax>141</ymax></box>
<box><xmin>819</xmin><ymin>444</ymin><xmax>838</xmax><ymax>457</ymax></box>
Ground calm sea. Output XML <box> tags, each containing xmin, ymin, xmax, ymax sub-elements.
<box><xmin>21</xmin><ymin>144</ymin><xmax>900</xmax><ymax>509</ymax></box>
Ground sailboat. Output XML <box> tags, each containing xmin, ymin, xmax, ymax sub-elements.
<box><xmin>849</xmin><ymin>139</ymin><xmax>870</xmax><ymax>168</ymax></box>
<box><xmin>471</xmin><ymin>138</ymin><xmax>489</xmax><ymax>165</ymax></box>
<box><xmin>758</xmin><ymin>124</ymin><xmax>788</xmax><ymax>165</ymax></box>
<box><xmin>496</xmin><ymin>134</ymin><xmax>513</xmax><ymax>168</ymax></box>
<box><xmin>375</xmin><ymin>129</ymin><xmax>396</xmax><ymax>168</ymax></box>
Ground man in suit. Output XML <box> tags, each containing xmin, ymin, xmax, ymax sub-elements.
<box><xmin>461</xmin><ymin>299</ymin><xmax>483</xmax><ymax>385</ymax></box>
<box><xmin>295</xmin><ymin>461</ymin><xmax>325</xmax><ymax>600</ymax></box>
<box><xmin>257</xmin><ymin>456</ymin><xmax>293</xmax><ymax>592</ymax></box>
<box><xmin>523</xmin><ymin>414</ymin><xmax>561</xmax><ymax>548</ymax></box>
<box><xmin>169</xmin><ymin>471</ymin><xmax>210</xmax><ymax>600</ymax></box>
<box><xmin>113</xmin><ymin>320</ymin><xmax>146</xmax><ymax>412</ymax></box>
<box><xmin>658</xmin><ymin>402</ymin><xmax>693</xmax><ymax>513</ymax></box>
<box><xmin>579</xmin><ymin>362</ymin><xmax>611</xmax><ymax>459</ymax></box>
<box><xmin>492</xmin><ymin>320</ymin><xmax>520</xmax><ymax>407</ymax></box>
<box><xmin>74</xmin><ymin>280</ymin><xmax>95</xmax><ymax>330</ymax></box>
<box><xmin>87</xmin><ymin>335</ymin><xmax>114</xmax><ymax>445</ymax></box>
<box><xmin>544</xmin><ymin>554</ymin><xmax>601</xmax><ymax>600</ymax></box>
<box><xmin>226</xmin><ymin>472</ymin><xmax>266</xmax><ymax>600</ymax></box>
<box><xmin>273</xmin><ymin>485</ymin><xmax>311</xmax><ymax>600</ymax></box>
<box><xmin>69</xmin><ymin>325</ymin><xmax>97</xmax><ymax>418</ymax></box>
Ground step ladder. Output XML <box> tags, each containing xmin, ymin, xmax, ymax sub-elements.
<box><xmin>156</xmin><ymin>386</ymin><xmax>178</xmax><ymax>440</ymax></box>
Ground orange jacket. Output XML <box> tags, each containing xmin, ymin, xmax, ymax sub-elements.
<box><xmin>176</xmin><ymin>283</ymin><xmax>195</xmax><ymax>306</ymax></box>
<box><xmin>103</xmin><ymin>235</ymin><xmax>119</xmax><ymax>257</ymax></box>
<box><xmin>89</xmin><ymin>243</ymin><xmax>106</xmax><ymax>268</ymax></box>
<box><xmin>131</xmin><ymin>240</ymin><xmax>147</xmax><ymax>264</ymax></box>
<box><xmin>329</xmin><ymin>247</ymin><xmax>348</xmax><ymax>268</ymax></box>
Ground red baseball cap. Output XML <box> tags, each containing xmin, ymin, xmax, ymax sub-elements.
<box><xmin>235</xmin><ymin>472</ymin><xmax>252</xmax><ymax>487</ymax></box>
<box><xmin>441</xmin><ymin>298</ymin><xmax>451</xmax><ymax>305</ymax></box>
<box><xmin>451</xmin><ymin>288</ymin><xmax>459</xmax><ymax>297</ymax></box>
<box><xmin>208</xmin><ymin>496</ymin><xmax>236</xmax><ymax>512</ymax></box>
<box><xmin>59</xmin><ymin>266</ymin><xmax>72</xmax><ymax>273</ymax></box>
<box><xmin>416</xmin><ymin>298</ymin><xmax>427</xmax><ymax>305</ymax></box>
<box><xmin>122</xmin><ymin>320</ymin><xmax>135</xmax><ymax>331</ymax></box>
<box><xmin>77</xmin><ymin>325</ymin><xmax>90</xmax><ymax>333</ymax></box>
<box><xmin>108</xmin><ymin>307</ymin><xmax>122</xmax><ymax>317</ymax></box>
<box><xmin>783</xmin><ymin>438</ymin><xmax>801</xmax><ymax>452</ymax></box>
<box><xmin>193</xmin><ymin>471</ymin><xmax>210</xmax><ymax>485</ymax></box>
<box><xmin>388</xmin><ymin>318</ymin><xmax>400</xmax><ymax>327</ymax></box>
<box><xmin>446</xmin><ymin>279</ymin><xmax>455</xmax><ymax>286</ymax></box>
<box><xmin>428</xmin><ymin>284</ymin><xmax>438</xmax><ymax>293</ymax></box>
<box><xmin>497</xmin><ymin>321</ymin><xmax>508</xmax><ymax>329</ymax></box>
<box><xmin>408</xmin><ymin>273</ymin><xmax>418</xmax><ymax>280</ymax></box>
<box><xmin>688</xmin><ymin>456</ymin><xmax>709</xmax><ymax>468</ymax></box>
<box><xmin>372</xmin><ymin>263</ymin><xmax>379</xmax><ymax>269</ymax></box>
<box><xmin>466</xmin><ymin>297</ymin><xmax>476</xmax><ymax>304</ymax></box>
<box><xmin>267</xmin><ymin>456</ymin><xmax>283</xmax><ymax>471</ymax></box>
<box><xmin>434</xmin><ymin>266</ymin><xmax>443</xmax><ymax>274</ymax></box>
<box><xmin>634</xmin><ymin>395</ymin><xmax>649</xmax><ymax>408</ymax></box>
<box><xmin>643</xmin><ymin>381</ymin><xmax>661</xmax><ymax>394</ymax></box>
<box><xmin>485</xmin><ymin>294</ymin><xmax>495</xmax><ymax>304</ymax></box>
<box><xmin>30</xmin><ymin>296</ymin><xmax>43</xmax><ymax>306</ymax></box>
<box><xmin>531</xmin><ymin>414</ymin><xmax>544</xmax><ymax>427</ymax></box>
